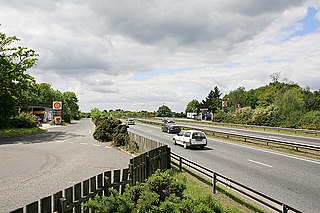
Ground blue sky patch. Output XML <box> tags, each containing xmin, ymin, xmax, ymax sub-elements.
<box><xmin>287</xmin><ymin>7</ymin><xmax>320</xmax><ymax>39</ymax></box>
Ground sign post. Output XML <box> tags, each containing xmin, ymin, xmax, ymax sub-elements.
<box><xmin>52</xmin><ymin>101</ymin><xmax>62</xmax><ymax>125</ymax></box>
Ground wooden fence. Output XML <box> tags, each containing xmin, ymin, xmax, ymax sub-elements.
<box><xmin>9</xmin><ymin>135</ymin><xmax>170</xmax><ymax>213</ymax></box>
<box><xmin>128</xmin><ymin>131</ymin><xmax>163</xmax><ymax>153</ymax></box>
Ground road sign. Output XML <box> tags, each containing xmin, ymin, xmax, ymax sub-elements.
<box><xmin>53</xmin><ymin>101</ymin><xmax>62</xmax><ymax>110</ymax></box>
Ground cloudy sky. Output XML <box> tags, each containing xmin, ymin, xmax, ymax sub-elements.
<box><xmin>1</xmin><ymin>0</ymin><xmax>320</xmax><ymax>112</ymax></box>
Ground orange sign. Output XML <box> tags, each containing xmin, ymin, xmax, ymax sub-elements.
<box><xmin>53</xmin><ymin>101</ymin><xmax>62</xmax><ymax>110</ymax></box>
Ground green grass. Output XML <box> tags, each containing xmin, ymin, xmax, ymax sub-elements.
<box><xmin>0</xmin><ymin>127</ymin><xmax>46</xmax><ymax>138</ymax></box>
<box><xmin>172</xmin><ymin>165</ymin><xmax>268</xmax><ymax>213</ymax></box>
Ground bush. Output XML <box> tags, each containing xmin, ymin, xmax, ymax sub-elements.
<box><xmin>84</xmin><ymin>169</ymin><xmax>227</xmax><ymax>213</ymax></box>
<box><xmin>9</xmin><ymin>112</ymin><xmax>38</xmax><ymax>128</ymax></box>
<box><xmin>93</xmin><ymin>116</ymin><xmax>131</xmax><ymax>147</ymax></box>
<box><xmin>299</xmin><ymin>110</ymin><xmax>320</xmax><ymax>130</ymax></box>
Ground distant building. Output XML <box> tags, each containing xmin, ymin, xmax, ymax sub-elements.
<box><xmin>28</xmin><ymin>104</ymin><xmax>53</xmax><ymax>123</ymax></box>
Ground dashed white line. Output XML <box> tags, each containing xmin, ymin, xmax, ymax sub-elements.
<box><xmin>80</xmin><ymin>143</ymin><xmax>88</xmax><ymax>145</ymax></box>
<box><xmin>93</xmin><ymin>144</ymin><xmax>101</xmax><ymax>147</ymax></box>
<box><xmin>215</xmin><ymin>139</ymin><xmax>320</xmax><ymax>165</ymax></box>
<box><xmin>66</xmin><ymin>142</ymin><xmax>74</xmax><ymax>144</ymax></box>
<box><xmin>247</xmin><ymin>159</ymin><xmax>273</xmax><ymax>168</ymax></box>
<box><xmin>148</xmin><ymin>130</ymin><xmax>153</xmax><ymax>133</ymax></box>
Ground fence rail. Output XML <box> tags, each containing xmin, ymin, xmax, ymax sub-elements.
<box><xmin>171</xmin><ymin>152</ymin><xmax>302</xmax><ymax>213</ymax></box>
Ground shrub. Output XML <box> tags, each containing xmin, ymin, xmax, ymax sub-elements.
<box><xmin>84</xmin><ymin>169</ymin><xmax>227</xmax><ymax>213</ymax></box>
<box><xmin>299</xmin><ymin>110</ymin><xmax>320</xmax><ymax>130</ymax></box>
<box><xmin>93</xmin><ymin>116</ymin><xmax>131</xmax><ymax>147</ymax></box>
<box><xmin>10</xmin><ymin>112</ymin><xmax>38</xmax><ymax>128</ymax></box>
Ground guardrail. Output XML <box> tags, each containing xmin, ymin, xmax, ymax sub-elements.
<box><xmin>139</xmin><ymin>119</ymin><xmax>320</xmax><ymax>152</ymax></box>
<box><xmin>171</xmin><ymin>152</ymin><xmax>302</xmax><ymax>213</ymax></box>
<box><xmin>181</xmin><ymin>124</ymin><xmax>320</xmax><ymax>152</ymax></box>
<box><xmin>176</xmin><ymin>118</ymin><xmax>320</xmax><ymax>136</ymax></box>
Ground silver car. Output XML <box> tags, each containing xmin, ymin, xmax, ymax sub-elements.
<box><xmin>173</xmin><ymin>130</ymin><xmax>207</xmax><ymax>149</ymax></box>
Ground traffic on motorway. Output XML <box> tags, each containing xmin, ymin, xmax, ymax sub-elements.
<box><xmin>128</xmin><ymin>120</ymin><xmax>320</xmax><ymax>213</ymax></box>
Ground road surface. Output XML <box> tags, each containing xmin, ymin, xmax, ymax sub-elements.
<box><xmin>0</xmin><ymin>118</ymin><xmax>131</xmax><ymax>213</ymax></box>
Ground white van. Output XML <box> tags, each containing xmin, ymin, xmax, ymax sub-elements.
<box><xmin>173</xmin><ymin>130</ymin><xmax>207</xmax><ymax>149</ymax></box>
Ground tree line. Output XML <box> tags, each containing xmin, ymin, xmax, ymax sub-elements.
<box><xmin>0</xmin><ymin>31</ymin><xmax>79</xmax><ymax>128</ymax></box>
<box><xmin>185</xmin><ymin>75</ymin><xmax>320</xmax><ymax>130</ymax></box>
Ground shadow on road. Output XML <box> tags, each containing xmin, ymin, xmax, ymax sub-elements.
<box><xmin>0</xmin><ymin>130</ymin><xmax>85</xmax><ymax>146</ymax></box>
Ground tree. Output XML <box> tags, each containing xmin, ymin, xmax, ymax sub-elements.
<box><xmin>157</xmin><ymin>105</ymin><xmax>172</xmax><ymax>117</ymax></box>
<box><xmin>201</xmin><ymin>86</ymin><xmax>221</xmax><ymax>114</ymax></box>
<box><xmin>0</xmin><ymin>32</ymin><xmax>38</xmax><ymax>128</ymax></box>
<box><xmin>62</xmin><ymin>91</ymin><xmax>79</xmax><ymax>122</ymax></box>
<box><xmin>185</xmin><ymin>99</ymin><xmax>200</xmax><ymax>113</ymax></box>
<box><xmin>274</xmin><ymin>87</ymin><xmax>305</xmax><ymax>127</ymax></box>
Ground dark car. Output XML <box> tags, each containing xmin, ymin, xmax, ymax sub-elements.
<box><xmin>161</xmin><ymin>122</ymin><xmax>181</xmax><ymax>133</ymax></box>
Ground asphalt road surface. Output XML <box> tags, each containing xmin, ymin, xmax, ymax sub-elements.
<box><xmin>129</xmin><ymin>122</ymin><xmax>320</xmax><ymax>213</ymax></box>
<box><xmin>0</xmin><ymin>118</ymin><xmax>131</xmax><ymax>213</ymax></box>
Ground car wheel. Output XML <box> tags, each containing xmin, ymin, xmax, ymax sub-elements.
<box><xmin>173</xmin><ymin>139</ymin><xmax>177</xmax><ymax>145</ymax></box>
<box><xmin>183</xmin><ymin>143</ymin><xmax>187</xmax><ymax>149</ymax></box>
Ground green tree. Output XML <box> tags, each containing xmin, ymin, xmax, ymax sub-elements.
<box><xmin>0</xmin><ymin>32</ymin><xmax>38</xmax><ymax>128</ymax></box>
<box><xmin>30</xmin><ymin>82</ymin><xmax>63</xmax><ymax>106</ymax></box>
<box><xmin>304</xmin><ymin>89</ymin><xmax>320</xmax><ymax>111</ymax></box>
<box><xmin>62</xmin><ymin>91</ymin><xmax>79</xmax><ymax>122</ymax></box>
<box><xmin>185</xmin><ymin>99</ymin><xmax>200</xmax><ymax>114</ymax></box>
<box><xmin>274</xmin><ymin>87</ymin><xmax>305</xmax><ymax>127</ymax></box>
<box><xmin>201</xmin><ymin>86</ymin><xmax>221</xmax><ymax>114</ymax></box>
<box><xmin>157</xmin><ymin>105</ymin><xmax>172</xmax><ymax>117</ymax></box>
<box><xmin>223</xmin><ymin>87</ymin><xmax>249</xmax><ymax>110</ymax></box>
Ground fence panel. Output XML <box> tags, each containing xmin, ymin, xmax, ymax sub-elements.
<box><xmin>26</xmin><ymin>201</ymin><xmax>38</xmax><ymax>213</ymax></box>
<box><xmin>40</xmin><ymin>196</ymin><xmax>51</xmax><ymax>213</ymax></box>
<box><xmin>113</xmin><ymin>170</ymin><xmax>121</xmax><ymax>192</ymax></box>
<box><xmin>74</xmin><ymin>183</ymin><xmax>81</xmax><ymax>213</ymax></box>
<box><xmin>104</xmin><ymin>171</ymin><xmax>111</xmax><ymax>196</ymax></box>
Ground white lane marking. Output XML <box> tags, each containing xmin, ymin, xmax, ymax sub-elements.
<box><xmin>247</xmin><ymin>159</ymin><xmax>273</xmax><ymax>168</ymax></box>
<box><xmin>89</xmin><ymin>130</ymin><xmax>92</xmax><ymax>134</ymax></box>
<box><xmin>105</xmin><ymin>146</ymin><xmax>111</xmax><ymax>149</ymax></box>
<box><xmin>93</xmin><ymin>144</ymin><xmax>101</xmax><ymax>147</ymax></box>
<box><xmin>214</xmin><ymin>139</ymin><xmax>320</xmax><ymax>165</ymax></box>
<box><xmin>56</xmin><ymin>140</ymin><xmax>66</xmax><ymax>143</ymax></box>
<box><xmin>66</xmin><ymin>142</ymin><xmax>74</xmax><ymax>144</ymax></box>
<box><xmin>148</xmin><ymin>130</ymin><xmax>153</xmax><ymax>133</ymax></box>
<box><xmin>80</xmin><ymin>143</ymin><xmax>88</xmax><ymax>145</ymax></box>
<box><xmin>164</xmin><ymin>135</ymin><xmax>172</xmax><ymax>138</ymax></box>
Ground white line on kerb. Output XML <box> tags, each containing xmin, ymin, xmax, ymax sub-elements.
<box><xmin>247</xmin><ymin>159</ymin><xmax>273</xmax><ymax>168</ymax></box>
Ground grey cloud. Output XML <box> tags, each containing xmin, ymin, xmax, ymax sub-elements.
<box><xmin>87</xmin><ymin>0</ymin><xmax>305</xmax><ymax>49</ymax></box>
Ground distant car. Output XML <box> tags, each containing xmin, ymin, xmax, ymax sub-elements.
<box><xmin>173</xmin><ymin>130</ymin><xmax>207</xmax><ymax>149</ymax></box>
<box><xmin>162</xmin><ymin>117</ymin><xmax>175</xmax><ymax>123</ymax></box>
<box><xmin>161</xmin><ymin>122</ymin><xmax>181</xmax><ymax>133</ymax></box>
<box><xmin>126</xmin><ymin>118</ymin><xmax>135</xmax><ymax>125</ymax></box>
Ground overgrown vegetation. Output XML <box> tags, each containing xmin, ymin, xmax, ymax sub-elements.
<box><xmin>185</xmin><ymin>75</ymin><xmax>320</xmax><ymax>130</ymax></box>
<box><xmin>91</xmin><ymin>113</ymin><xmax>138</xmax><ymax>151</ymax></box>
<box><xmin>84</xmin><ymin>169</ymin><xmax>237</xmax><ymax>213</ymax></box>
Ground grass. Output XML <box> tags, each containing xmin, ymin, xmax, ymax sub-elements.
<box><xmin>172</xmin><ymin>165</ymin><xmax>269</xmax><ymax>213</ymax></box>
<box><xmin>0</xmin><ymin>127</ymin><xmax>46</xmax><ymax>138</ymax></box>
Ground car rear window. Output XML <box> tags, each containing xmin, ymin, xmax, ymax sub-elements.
<box><xmin>192</xmin><ymin>132</ymin><xmax>206</xmax><ymax>139</ymax></box>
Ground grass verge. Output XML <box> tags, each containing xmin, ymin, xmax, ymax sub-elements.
<box><xmin>171</xmin><ymin>163</ymin><xmax>269</xmax><ymax>213</ymax></box>
<box><xmin>0</xmin><ymin>127</ymin><xmax>46</xmax><ymax>138</ymax></box>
